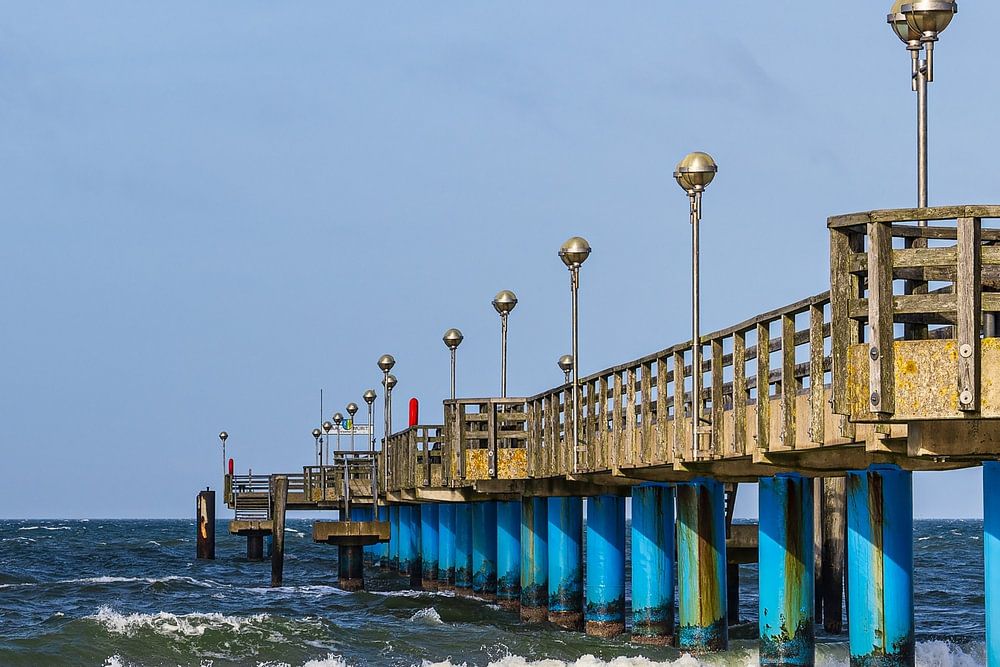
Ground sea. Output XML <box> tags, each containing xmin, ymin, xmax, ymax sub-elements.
<box><xmin>0</xmin><ymin>518</ymin><xmax>986</xmax><ymax>667</ymax></box>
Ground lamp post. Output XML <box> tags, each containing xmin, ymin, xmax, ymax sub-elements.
<box><xmin>363</xmin><ymin>390</ymin><xmax>377</xmax><ymax>452</ymax></box>
<box><xmin>492</xmin><ymin>291</ymin><xmax>518</xmax><ymax>397</ymax></box>
<box><xmin>322</xmin><ymin>421</ymin><xmax>333</xmax><ymax>465</ymax></box>
<box><xmin>559</xmin><ymin>237</ymin><xmax>592</xmax><ymax>474</ymax></box>
<box><xmin>558</xmin><ymin>355</ymin><xmax>574</xmax><ymax>384</ymax></box>
<box><xmin>363</xmin><ymin>389</ymin><xmax>379</xmax><ymax>510</ymax></box>
<box><xmin>674</xmin><ymin>151</ymin><xmax>718</xmax><ymax>460</ymax></box>
<box><xmin>333</xmin><ymin>412</ymin><xmax>344</xmax><ymax>454</ymax></box>
<box><xmin>377</xmin><ymin>354</ymin><xmax>395</xmax><ymax>488</ymax></box>
<box><xmin>218</xmin><ymin>431</ymin><xmax>228</xmax><ymax>476</ymax></box>
<box><xmin>887</xmin><ymin>0</ymin><xmax>957</xmax><ymax>212</ymax></box>
<box><xmin>312</xmin><ymin>428</ymin><xmax>322</xmax><ymax>466</ymax></box>
<box><xmin>443</xmin><ymin>328</ymin><xmax>464</xmax><ymax>400</ymax></box>
<box><xmin>346</xmin><ymin>403</ymin><xmax>359</xmax><ymax>451</ymax></box>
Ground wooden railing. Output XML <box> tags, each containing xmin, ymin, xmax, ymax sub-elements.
<box><xmin>385</xmin><ymin>425</ymin><xmax>445</xmax><ymax>491</ymax></box>
<box><xmin>523</xmin><ymin>292</ymin><xmax>835</xmax><ymax>473</ymax></box>
<box><xmin>829</xmin><ymin>205</ymin><xmax>1000</xmax><ymax>422</ymax></box>
<box><xmin>378</xmin><ymin>205</ymin><xmax>1000</xmax><ymax>492</ymax></box>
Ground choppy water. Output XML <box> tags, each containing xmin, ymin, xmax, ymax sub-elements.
<box><xmin>0</xmin><ymin>519</ymin><xmax>987</xmax><ymax>667</ymax></box>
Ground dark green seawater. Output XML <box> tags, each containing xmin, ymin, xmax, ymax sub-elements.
<box><xmin>0</xmin><ymin>519</ymin><xmax>987</xmax><ymax>666</ymax></box>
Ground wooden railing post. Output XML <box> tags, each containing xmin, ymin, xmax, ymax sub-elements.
<box><xmin>809</xmin><ymin>303</ymin><xmax>826</xmax><ymax>444</ymax></box>
<box><xmin>957</xmin><ymin>216</ymin><xmax>982</xmax><ymax>411</ymax></box>
<box><xmin>756</xmin><ymin>322</ymin><xmax>771</xmax><ymax>452</ymax></box>
<box><xmin>867</xmin><ymin>219</ymin><xmax>895</xmax><ymax>415</ymax></box>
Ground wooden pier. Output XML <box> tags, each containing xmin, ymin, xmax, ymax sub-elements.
<box><xmin>209</xmin><ymin>206</ymin><xmax>1000</xmax><ymax>666</ymax></box>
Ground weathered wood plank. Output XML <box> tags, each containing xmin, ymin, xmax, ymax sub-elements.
<box><xmin>756</xmin><ymin>323</ymin><xmax>771</xmax><ymax>452</ymax></box>
<box><xmin>656</xmin><ymin>360</ymin><xmax>669</xmax><ymax>464</ymax></box>
<box><xmin>711</xmin><ymin>340</ymin><xmax>725</xmax><ymax>458</ymax></box>
<box><xmin>781</xmin><ymin>313</ymin><xmax>797</xmax><ymax>449</ymax></box>
<box><xmin>625</xmin><ymin>367</ymin><xmax>637</xmax><ymax>468</ymax></box>
<box><xmin>957</xmin><ymin>217</ymin><xmax>982</xmax><ymax>411</ymax></box>
<box><xmin>809</xmin><ymin>304</ymin><xmax>826</xmax><ymax>444</ymax></box>
<box><xmin>641</xmin><ymin>363</ymin><xmax>653</xmax><ymax>465</ymax></box>
<box><xmin>733</xmin><ymin>331</ymin><xmax>748</xmax><ymax>456</ymax></box>
<box><xmin>612</xmin><ymin>373</ymin><xmax>623</xmax><ymax>472</ymax></box>
<box><xmin>867</xmin><ymin>220</ymin><xmax>895</xmax><ymax>415</ymax></box>
<box><xmin>673</xmin><ymin>351</ymin><xmax>687</xmax><ymax>461</ymax></box>
<box><xmin>828</xmin><ymin>205</ymin><xmax>1000</xmax><ymax>227</ymax></box>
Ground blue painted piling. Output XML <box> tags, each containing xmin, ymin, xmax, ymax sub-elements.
<box><xmin>398</xmin><ymin>505</ymin><xmax>422</xmax><ymax>589</ymax></box>
<box><xmin>631</xmin><ymin>484</ymin><xmax>675</xmax><ymax>645</ymax></box>
<box><xmin>472</xmin><ymin>501</ymin><xmax>498</xmax><ymax>600</ymax></box>
<box><xmin>847</xmin><ymin>465</ymin><xmax>913</xmax><ymax>667</ymax></box>
<box><xmin>586</xmin><ymin>495</ymin><xmax>626</xmax><ymax>637</ymax></box>
<box><xmin>420</xmin><ymin>504</ymin><xmax>440</xmax><ymax>590</ymax></box>
<box><xmin>677</xmin><ymin>478</ymin><xmax>728</xmax><ymax>652</ymax></box>
<box><xmin>376</xmin><ymin>505</ymin><xmax>389</xmax><ymax>568</ymax></box>
<box><xmin>337</xmin><ymin>544</ymin><xmax>364</xmax><ymax>591</ymax></box>
<box><xmin>497</xmin><ymin>500</ymin><xmax>521</xmax><ymax>610</ymax></box>
<box><xmin>350</xmin><ymin>507</ymin><xmax>374</xmax><ymax>566</ymax></box>
<box><xmin>986</xmin><ymin>462</ymin><xmax>1000</xmax><ymax>667</ymax></box>
<box><xmin>759</xmin><ymin>474</ymin><xmax>815</xmax><ymax>666</ymax></box>
<box><xmin>438</xmin><ymin>504</ymin><xmax>456</xmax><ymax>589</ymax></box>
<box><xmin>454</xmin><ymin>503</ymin><xmax>474</xmax><ymax>595</ymax></box>
<box><xmin>520</xmin><ymin>497</ymin><xmax>548</xmax><ymax>622</ymax></box>
<box><xmin>547</xmin><ymin>496</ymin><xmax>584</xmax><ymax>630</ymax></box>
<box><xmin>389</xmin><ymin>505</ymin><xmax>400</xmax><ymax>571</ymax></box>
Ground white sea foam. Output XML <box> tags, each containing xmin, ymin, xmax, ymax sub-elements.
<box><xmin>419</xmin><ymin>641</ymin><xmax>985</xmax><ymax>667</ymax></box>
<box><xmin>409</xmin><ymin>607</ymin><xmax>444</xmax><ymax>625</ymax></box>
<box><xmin>17</xmin><ymin>525</ymin><xmax>70</xmax><ymax>531</ymax></box>
<box><xmin>87</xmin><ymin>606</ymin><xmax>269</xmax><ymax>637</ymax></box>
<box><xmin>256</xmin><ymin>656</ymin><xmax>350</xmax><ymax>667</ymax></box>
<box><xmin>248</xmin><ymin>584</ymin><xmax>348</xmax><ymax>596</ymax></box>
<box><xmin>68</xmin><ymin>575</ymin><xmax>216</xmax><ymax>587</ymax></box>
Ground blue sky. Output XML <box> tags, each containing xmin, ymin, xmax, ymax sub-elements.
<box><xmin>1</xmin><ymin>2</ymin><xmax>996</xmax><ymax>518</ymax></box>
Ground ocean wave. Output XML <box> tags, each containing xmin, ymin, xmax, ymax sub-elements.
<box><xmin>70</xmin><ymin>575</ymin><xmax>217</xmax><ymax>587</ymax></box>
<box><xmin>370</xmin><ymin>589</ymin><xmax>457</xmax><ymax>599</ymax></box>
<box><xmin>86</xmin><ymin>606</ymin><xmax>270</xmax><ymax>638</ymax></box>
<box><xmin>257</xmin><ymin>656</ymin><xmax>351</xmax><ymax>667</ymax></box>
<box><xmin>18</xmin><ymin>525</ymin><xmax>71</xmax><ymax>531</ymax></box>
<box><xmin>248</xmin><ymin>584</ymin><xmax>349</xmax><ymax>597</ymax></box>
<box><xmin>409</xmin><ymin>607</ymin><xmax>444</xmax><ymax>625</ymax></box>
<box><xmin>419</xmin><ymin>641</ymin><xmax>985</xmax><ymax>667</ymax></box>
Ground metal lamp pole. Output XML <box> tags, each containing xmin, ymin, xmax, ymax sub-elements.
<box><xmin>312</xmin><ymin>428</ymin><xmax>322</xmax><ymax>466</ymax></box>
<box><xmin>559</xmin><ymin>237</ymin><xmax>591</xmax><ymax>474</ymax></box>
<box><xmin>346</xmin><ymin>403</ymin><xmax>358</xmax><ymax>452</ymax></box>
<box><xmin>322</xmin><ymin>421</ymin><xmax>333</xmax><ymax>466</ymax></box>
<box><xmin>363</xmin><ymin>389</ymin><xmax>378</xmax><ymax>509</ymax></box>
<box><xmin>218</xmin><ymin>431</ymin><xmax>228</xmax><ymax>476</ymax></box>
<box><xmin>377</xmin><ymin>354</ymin><xmax>395</xmax><ymax>486</ymax></box>
<box><xmin>887</xmin><ymin>0</ymin><xmax>957</xmax><ymax>213</ymax></box>
<box><xmin>443</xmin><ymin>328</ymin><xmax>464</xmax><ymax>400</ymax></box>
<box><xmin>492</xmin><ymin>291</ymin><xmax>517</xmax><ymax>397</ymax></box>
<box><xmin>674</xmin><ymin>152</ymin><xmax>718</xmax><ymax>460</ymax></box>
<box><xmin>558</xmin><ymin>355</ymin><xmax>573</xmax><ymax>385</ymax></box>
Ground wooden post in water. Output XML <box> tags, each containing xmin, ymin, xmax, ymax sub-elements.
<box><xmin>196</xmin><ymin>489</ymin><xmax>215</xmax><ymax>560</ymax></box>
<box><xmin>271</xmin><ymin>476</ymin><xmax>288</xmax><ymax>587</ymax></box>
<box><xmin>821</xmin><ymin>476</ymin><xmax>846</xmax><ymax>633</ymax></box>
<box><xmin>724</xmin><ymin>482</ymin><xmax>739</xmax><ymax>625</ymax></box>
<box><xmin>813</xmin><ymin>477</ymin><xmax>824</xmax><ymax>627</ymax></box>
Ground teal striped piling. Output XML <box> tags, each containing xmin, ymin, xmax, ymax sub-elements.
<box><xmin>454</xmin><ymin>503</ymin><xmax>474</xmax><ymax>595</ymax></box>
<box><xmin>399</xmin><ymin>505</ymin><xmax>422</xmax><ymax>589</ymax></box>
<box><xmin>472</xmin><ymin>501</ymin><xmax>498</xmax><ymax>600</ymax></box>
<box><xmin>547</xmin><ymin>496</ymin><xmax>583</xmax><ymax>630</ymax></box>
<box><xmin>520</xmin><ymin>497</ymin><xmax>548</xmax><ymax>622</ymax></box>
<box><xmin>847</xmin><ymin>465</ymin><xmax>913</xmax><ymax>667</ymax></box>
<box><xmin>420</xmin><ymin>504</ymin><xmax>439</xmax><ymax>590</ymax></box>
<box><xmin>389</xmin><ymin>505</ymin><xmax>400</xmax><ymax>571</ymax></box>
<box><xmin>677</xmin><ymin>478</ymin><xmax>728</xmax><ymax>652</ymax></box>
<box><xmin>438</xmin><ymin>504</ymin><xmax>456</xmax><ymax>589</ymax></box>
<box><xmin>585</xmin><ymin>495</ymin><xmax>626</xmax><ymax>638</ymax></box>
<box><xmin>376</xmin><ymin>505</ymin><xmax>388</xmax><ymax>569</ymax></box>
<box><xmin>985</xmin><ymin>462</ymin><xmax>1000</xmax><ymax>667</ymax></box>
<box><xmin>631</xmin><ymin>484</ymin><xmax>675</xmax><ymax>645</ymax></box>
<box><xmin>497</xmin><ymin>500</ymin><xmax>521</xmax><ymax>611</ymax></box>
<box><xmin>759</xmin><ymin>474</ymin><xmax>815</xmax><ymax>667</ymax></box>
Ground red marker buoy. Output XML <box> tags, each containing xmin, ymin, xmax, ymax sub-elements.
<box><xmin>409</xmin><ymin>398</ymin><xmax>419</xmax><ymax>427</ymax></box>
<box><xmin>228</xmin><ymin>458</ymin><xmax>234</xmax><ymax>476</ymax></box>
